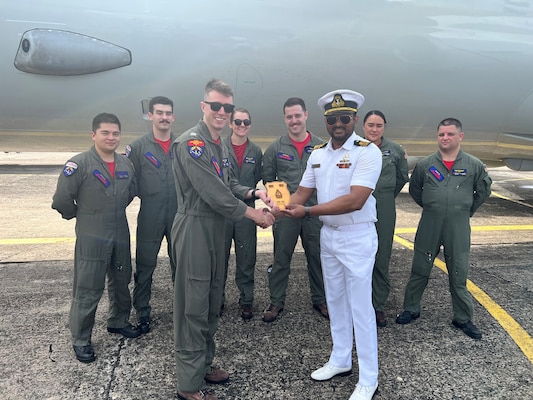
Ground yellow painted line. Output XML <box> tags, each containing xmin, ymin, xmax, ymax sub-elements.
<box><xmin>491</xmin><ymin>191</ymin><xmax>533</xmax><ymax>209</ymax></box>
<box><xmin>395</xmin><ymin>225</ymin><xmax>533</xmax><ymax>235</ymax></box>
<box><xmin>2</xmin><ymin>224</ymin><xmax>532</xmax><ymax>245</ymax></box>
<box><xmin>393</xmin><ymin>234</ymin><xmax>533</xmax><ymax>364</ymax></box>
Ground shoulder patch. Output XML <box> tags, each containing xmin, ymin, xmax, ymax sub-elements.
<box><xmin>125</xmin><ymin>144</ymin><xmax>132</xmax><ymax>158</ymax></box>
<box><xmin>63</xmin><ymin>161</ymin><xmax>78</xmax><ymax>176</ymax></box>
<box><xmin>354</xmin><ymin>140</ymin><xmax>370</xmax><ymax>147</ymax></box>
<box><xmin>313</xmin><ymin>142</ymin><xmax>327</xmax><ymax>150</ymax></box>
<box><xmin>188</xmin><ymin>139</ymin><xmax>205</xmax><ymax>159</ymax></box>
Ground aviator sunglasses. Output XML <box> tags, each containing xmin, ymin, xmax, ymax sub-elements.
<box><xmin>326</xmin><ymin>114</ymin><xmax>353</xmax><ymax>125</ymax></box>
<box><xmin>233</xmin><ymin>119</ymin><xmax>251</xmax><ymax>126</ymax></box>
<box><xmin>204</xmin><ymin>101</ymin><xmax>235</xmax><ymax>113</ymax></box>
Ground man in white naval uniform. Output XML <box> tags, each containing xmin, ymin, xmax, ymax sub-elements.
<box><xmin>281</xmin><ymin>89</ymin><xmax>382</xmax><ymax>400</ymax></box>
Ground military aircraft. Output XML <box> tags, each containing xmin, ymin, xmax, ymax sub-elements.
<box><xmin>2</xmin><ymin>0</ymin><xmax>533</xmax><ymax>170</ymax></box>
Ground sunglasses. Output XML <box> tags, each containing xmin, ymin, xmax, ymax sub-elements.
<box><xmin>233</xmin><ymin>119</ymin><xmax>251</xmax><ymax>126</ymax></box>
<box><xmin>204</xmin><ymin>101</ymin><xmax>235</xmax><ymax>113</ymax></box>
<box><xmin>326</xmin><ymin>115</ymin><xmax>353</xmax><ymax>125</ymax></box>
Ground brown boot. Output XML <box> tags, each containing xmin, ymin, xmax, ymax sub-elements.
<box><xmin>177</xmin><ymin>390</ymin><xmax>217</xmax><ymax>400</ymax></box>
<box><xmin>240</xmin><ymin>304</ymin><xmax>253</xmax><ymax>320</ymax></box>
<box><xmin>204</xmin><ymin>367</ymin><xmax>229</xmax><ymax>384</ymax></box>
<box><xmin>375</xmin><ymin>310</ymin><xmax>387</xmax><ymax>328</ymax></box>
<box><xmin>262</xmin><ymin>304</ymin><xmax>283</xmax><ymax>322</ymax></box>
<box><xmin>313</xmin><ymin>303</ymin><xmax>329</xmax><ymax>319</ymax></box>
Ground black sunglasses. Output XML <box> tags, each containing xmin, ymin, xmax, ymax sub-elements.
<box><xmin>233</xmin><ymin>119</ymin><xmax>251</xmax><ymax>126</ymax></box>
<box><xmin>204</xmin><ymin>101</ymin><xmax>235</xmax><ymax>113</ymax></box>
<box><xmin>326</xmin><ymin>115</ymin><xmax>353</xmax><ymax>125</ymax></box>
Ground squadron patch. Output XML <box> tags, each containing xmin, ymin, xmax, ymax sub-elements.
<box><xmin>212</xmin><ymin>156</ymin><xmax>223</xmax><ymax>177</ymax></box>
<box><xmin>277</xmin><ymin>152</ymin><xmax>294</xmax><ymax>161</ymax></box>
<box><xmin>125</xmin><ymin>145</ymin><xmax>132</xmax><ymax>158</ymax></box>
<box><xmin>222</xmin><ymin>158</ymin><xmax>231</xmax><ymax>168</ymax></box>
<box><xmin>93</xmin><ymin>169</ymin><xmax>111</xmax><ymax>187</ymax></box>
<box><xmin>63</xmin><ymin>161</ymin><xmax>78</xmax><ymax>177</ymax></box>
<box><xmin>188</xmin><ymin>139</ymin><xmax>205</xmax><ymax>159</ymax></box>
<box><xmin>145</xmin><ymin>152</ymin><xmax>162</xmax><ymax>168</ymax></box>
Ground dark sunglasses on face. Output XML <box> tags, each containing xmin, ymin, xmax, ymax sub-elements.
<box><xmin>204</xmin><ymin>101</ymin><xmax>235</xmax><ymax>113</ymax></box>
<box><xmin>233</xmin><ymin>119</ymin><xmax>251</xmax><ymax>126</ymax></box>
<box><xmin>326</xmin><ymin>114</ymin><xmax>353</xmax><ymax>125</ymax></box>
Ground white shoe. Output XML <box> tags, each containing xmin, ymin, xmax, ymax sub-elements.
<box><xmin>310</xmin><ymin>362</ymin><xmax>352</xmax><ymax>381</ymax></box>
<box><xmin>349</xmin><ymin>383</ymin><xmax>378</xmax><ymax>400</ymax></box>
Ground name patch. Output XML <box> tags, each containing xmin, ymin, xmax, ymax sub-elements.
<box><xmin>212</xmin><ymin>157</ymin><xmax>223</xmax><ymax>177</ymax></box>
<box><xmin>452</xmin><ymin>168</ymin><xmax>467</xmax><ymax>176</ymax></box>
<box><xmin>145</xmin><ymin>152</ymin><xmax>162</xmax><ymax>168</ymax></box>
<box><xmin>93</xmin><ymin>169</ymin><xmax>111</xmax><ymax>187</ymax></box>
<box><xmin>277</xmin><ymin>152</ymin><xmax>294</xmax><ymax>161</ymax></box>
<box><xmin>429</xmin><ymin>166</ymin><xmax>444</xmax><ymax>181</ymax></box>
<box><xmin>115</xmin><ymin>171</ymin><xmax>129</xmax><ymax>179</ymax></box>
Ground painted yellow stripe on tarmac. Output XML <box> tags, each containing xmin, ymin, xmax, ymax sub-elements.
<box><xmin>393</xmin><ymin>234</ymin><xmax>533</xmax><ymax>364</ymax></box>
<box><xmin>1</xmin><ymin>224</ymin><xmax>532</xmax><ymax>244</ymax></box>
<box><xmin>491</xmin><ymin>192</ymin><xmax>533</xmax><ymax>209</ymax></box>
<box><xmin>395</xmin><ymin>225</ymin><xmax>533</xmax><ymax>234</ymax></box>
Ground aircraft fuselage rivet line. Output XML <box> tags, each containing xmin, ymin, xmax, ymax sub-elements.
<box><xmin>393</xmin><ymin>234</ymin><xmax>533</xmax><ymax>365</ymax></box>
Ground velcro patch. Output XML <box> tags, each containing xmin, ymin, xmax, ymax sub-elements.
<box><xmin>429</xmin><ymin>166</ymin><xmax>444</xmax><ymax>181</ymax></box>
<box><xmin>145</xmin><ymin>152</ymin><xmax>161</xmax><ymax>167</ymax></box>
<box><xmin>63</xmin><ymin>161</ymin><xmax>78</xmax><ymax>177</ymax></box>
<box><xmin>277</xmin><ymin>152</ymin><xmax>294</xmax><ymax>161</ymax></box>
<box><xmin>93</xmin><ymin>169</ymin><xmax>111</xmax><ymax>187</ymax></box>
<box><xmin>188</xmin><ymin>139</ymin><xmax>205</xmax><ymax>159</ymax></box>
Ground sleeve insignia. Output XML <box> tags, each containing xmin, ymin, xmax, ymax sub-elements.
<box><xmin>125</xmin><ymin>145</ymin><xmax>132</xmax><ymax>158</ymax></box>
<box><xmin>63</xmin><ymin>161</ymin><xmax>78</xmax><ymax>176</ymax></box>
<box><xmin>188</xmin><ymin>139</ymin><xmax>205</xmax><ymax>159</ymax></box>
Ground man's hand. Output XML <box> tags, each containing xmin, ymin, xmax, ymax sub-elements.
<box><xmin>255</xmin><ymin>189</ymin><xmax>274</xmax><ymax>208</ymax></box>
<box><xmin>281</xmin><ymin>204</ymin><xmax>305</xmax><ymax>218</ymax></box>
<box><xmin>252</xmin><ymin>207</ymin><xmax>275</xmax><ymax>228</ymax></box>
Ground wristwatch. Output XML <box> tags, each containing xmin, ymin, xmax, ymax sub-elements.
<box><xmin>304</xmin><ymin>206</ymin><xmax>311</xmax><ymax>218</ymax></box>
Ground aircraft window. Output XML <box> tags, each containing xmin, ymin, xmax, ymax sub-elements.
<box><xmin>14</xmin><ymin>29</ymin><xmax>132</xmax><ymax>76</ymax></box>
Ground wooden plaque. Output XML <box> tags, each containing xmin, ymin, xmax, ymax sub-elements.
<box><xmin>265</xmin><ymin>181</ymin><xmax>291</xmax><ymax>210</ymax></box>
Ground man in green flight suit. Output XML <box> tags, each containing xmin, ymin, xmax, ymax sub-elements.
<box><xmin>261</xmin><ymin>97</ymin><xmax>328</xmax><ymax>323</ymax></box>
<box><xmin>396</xmin><ymin>117</ymin><xmax>492</xmax><ymax>340</ymax></box>
<box><xmin>171</xmin><ymin>79</ymin><xmax>275</xmax><ymax>400</ymax></box>
<box><xmin>52</xmin><ymin>113</ymin><xmax>140</xmax><ymax>364</ymax></box>
<box><xmin>126</xmin><ymin>96</ymin><xmax>177</xmax><ymax>334</ymax></box>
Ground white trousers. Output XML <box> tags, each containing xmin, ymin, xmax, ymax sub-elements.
<box><xmin>320</xmin><ymin>223</ymin><xmax>379</xmax><ymax>386</ymax></box>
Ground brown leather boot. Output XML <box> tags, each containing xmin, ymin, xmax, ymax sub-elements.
<box><xmin>262</xmin><ymin>304</ymin><xmax>283</xmax><ymax>322</ymax></box>
<box><xmin>204</xmin><ymin>367</ymin><xmax>229</xmax><ymax>384</ymax></box>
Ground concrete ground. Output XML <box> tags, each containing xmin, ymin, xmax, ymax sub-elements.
<box><xmin>0</xmin><ymin>153</ymin><xmax>532</xmax><ymax>399</ymax></box>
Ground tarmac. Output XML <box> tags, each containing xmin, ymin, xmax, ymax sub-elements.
<box><xmin>0</xmin><ymin>152</ymin><xmax>532</xmax><ymax>399</ymax></box>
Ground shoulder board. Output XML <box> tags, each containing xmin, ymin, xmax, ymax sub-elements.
<box><xmin>354</xmin><ymin>140</ymin><xmax>370</xmax><ymax>147</ymax></box>
<box><xmin>313</xmin><ymin>143</ymin><xmax>327</xmax><ymax>150</ymax></box>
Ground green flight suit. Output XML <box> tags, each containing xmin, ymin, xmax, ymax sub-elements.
<box><xmin>126</xmin><ymin>131</ymin><xmax>178</xmax><ymax>321</ymax></box>
<box><xmin>402</xmin><ymin>150</ymin><xmax>492</xmax><ymax>323</ymax></box>
<box><xmin>171</xmin><ymin>121</ymin><xmax>250</xmax><ymax>393</ymax></box>
<box><xmin>372</xmin><ymin>137</ymin><xmax>409</xmax><ymax>311</ymax></box>
<box><xmin>52</xmin><ymin>147</ymin><xmax>137</xmax><ymax>346</ymax></box>
<box><xmin>221</xmin><ymin>134</ymin><xmax>263</xmax><ymax>306</ymax></box>
<box><xmin>261</xmin><ymin>132</ymin><xmax>326</xmax><ymax>308</ymax></box>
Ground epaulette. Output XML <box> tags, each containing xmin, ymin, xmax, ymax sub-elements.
<box><xmin>313</xmin><ymin>142</ymin><xmax>327</xmax><ymax>150</ymax></box>
<box><xmin>354</xmin><ymin>139</ymin><xmax>370</xmax><ymax>147</ymax></box>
